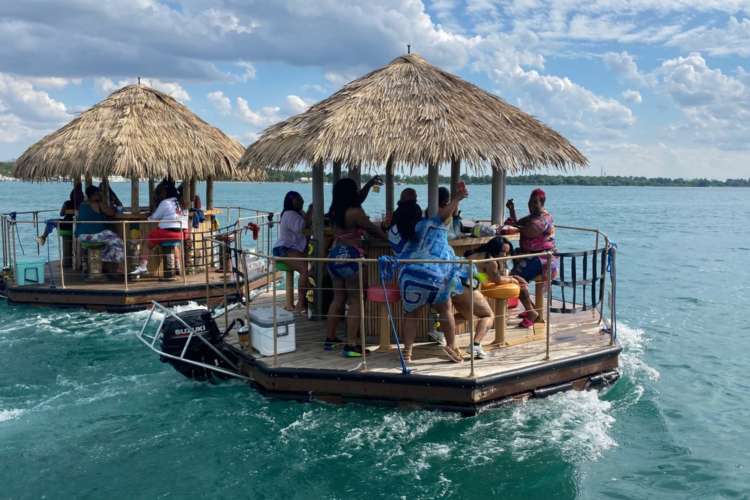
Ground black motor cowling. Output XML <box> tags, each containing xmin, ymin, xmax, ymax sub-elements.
<box><xmin>159</xmin><ymin>309</ymin><xmax>236</xmax><ymax>381</ymax></box>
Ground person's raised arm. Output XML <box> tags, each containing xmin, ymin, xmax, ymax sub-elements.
<box><xmin>358</xmin><ymin>175</ymin><xmax>383</xmax><ymax>204</ymax></box>
<box><xmin>506</xmin><ymin>199</ymin><xmax>518</xmax><ymax>223</ymax></box>
<box><xmin>438</xmin><ymin>186</ymin><xmax>467</xmax><ymax>222</ymax></box>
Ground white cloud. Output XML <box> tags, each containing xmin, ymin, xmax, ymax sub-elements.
<box><xmin>236</xmin><ymin>97</ymin><xmax>280</xmax><ymax>126</ymax></box>
<box><xmin>285</xmin><ymin>95</ymin><xmax>311</xmax><ymax>114</ymax></box>
<box><xmin>0</xmin><ymin>73</ymin><xmax>71</xmax><ymax>145</ymax></box>
<box><xmin>236</xmin><ymin>61</ymin><xmax>256</xmax><ymax>82</ymax></box>
<box><xmin>667</xmin><ymin>16</ymin><xmax>750</xmax><ymax>57</ymax></box>
<box><xmin>94</xmin><ymin>77</ymin><xmax>190</xmax><ymax>102</ymax></box>
<box><xmin>658</xmin><ymin>53</ymin><xmax>750</xmax><ymax>149</ymax></box>
<box><xmin>207</xmin><ymin>90</ymin><xmax>232</xmax><ymax>115</ymax></box>
<box><xmin>621</xmin><ymin>89</ymin><xmax>642</xmax><ymax>103</ymax></box>
<box><xmin>0</xmin><ymin>73</ymin><xmax>70</xmax><ymax>123</ymax></box>
<box><xmin>603</xmin><ymin>51</ymin><xmax>653</xmax><ymax>87</ymax></box>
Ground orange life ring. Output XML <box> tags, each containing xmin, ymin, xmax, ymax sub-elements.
<box><xmin>481</xmin><ymin>282</ymin><xmax>520</xmax><ymax>300</ymax></box>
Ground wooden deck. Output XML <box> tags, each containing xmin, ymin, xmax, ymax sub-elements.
<box><xmin>2</xmin><ymin>261</ymin><xmax>278</xmax><ymax>312</ymax></box>
<box><xmin>217</xmin><ymin>291</ymin><xmax>621</xmax><ymax>412</ymax></box>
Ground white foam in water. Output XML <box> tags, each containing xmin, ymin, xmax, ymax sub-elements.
<box><xmin>0</xmin><ymin>408</ymin><xmax>25</xmax><ymax>423</ymax></box>
<box><xmin>617</xmin><ymin>323</ymin><xmax>661</xmax><ymax>382</ymax></box>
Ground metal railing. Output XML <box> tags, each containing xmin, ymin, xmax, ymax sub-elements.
<box><xmin>0</xmin><ymin>206</ymin><xmax>273</xmax><ymax>291</ymax></box>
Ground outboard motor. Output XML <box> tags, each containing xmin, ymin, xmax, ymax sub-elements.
<box><xmin>159</xmin><ymin>309</ymin><xmax>237</xmax><ymax>381</ymax></box>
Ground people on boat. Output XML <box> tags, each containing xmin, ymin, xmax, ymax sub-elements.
<box><xmin>464</xmin><ymin>236</ymin><xmax>538</xmax><ymax>333</ymax></box>
<box><xmin>394</xmin><ymin>183</ymin><xmax>469</xmax><ymax>363</ymax></box>
<box><xmin>506</xmin><ymin>188</ymin><xmax>557</xmax><ymax>325</ymax></box>
<box><xmin>273</xmin><ymin>191</ymin><xmax>312</xmax><ymax>313</ymax></box>
<box><xmin>130</xmin><ymin>183</ymin><xmax>189</xmax><ymax>276</ymax></box>
<box><xmin>325</xmin><ymin>178</ymin><xmax>387</xmax><ymax>357</ymax></box>
<box><xmin>387</xmin><ymin>188</ymin><xmax>418</xmax><ymax>255</ymax></box>
<box><xmin>75</xmin><ymin>185</ymin><xmax>125</xmax><ymax>271</ymax></box>
<box><xmin>98</xmin><ymin>180</ymin><xmax>123</xmax><ymax>211</ymax></box>
<box><xmin>36</xmin><ymin>183</ymin><xmax>84</xmax><ymax>246</ymax></box>
<box><xmin>506</xmin><ymin>188</ymin><xmax>557</xmax><ymax>276</ymax></box>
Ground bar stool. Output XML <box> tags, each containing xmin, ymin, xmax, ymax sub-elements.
<box><xmin>275</xmin><ymin>260</ymin><xmax>295</xmax><ymax>310</ymax></box>
<box><xmin>367</xmin><ymin>285</ymin><xmax>400</xmax><ymax>350</ymax></box>
<box><xmin>79</xmin><ymin>241</ymin><xmax>105</xmax><ymax>280</ymax></box>
<box><xmin>159</xmin><ymin>240</ymin><xmax>182</xmax><ymax>280</ymax></box>
<box><xmin>481</xmin><ymin>282</ymin><xmax>520</xmax><ymax>346</ymax></box>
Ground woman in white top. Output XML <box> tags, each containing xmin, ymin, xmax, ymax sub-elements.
<box><xmin>130</xmin><ymin>184</ymin><xmax>189</xmax><ymax>276</ymax></box>
<box><xmin>273</xmin><ymin>191</ymin><xmax>311</xmax><ymax>312</ymax></box>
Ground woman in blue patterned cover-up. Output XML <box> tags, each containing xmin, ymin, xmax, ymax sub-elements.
<box><xmin>390</xmin><ymin>185</ymin><xmax>469</xmax><ymax>363</ymax></box>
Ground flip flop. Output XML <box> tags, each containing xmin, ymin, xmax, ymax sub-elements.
<box><xmin>442</xmin><ymin>346</ymin><xmax>464</xmax><ymax>363</ymax></box>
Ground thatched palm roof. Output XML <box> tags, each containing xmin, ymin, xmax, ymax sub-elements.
<box><xmin>239</xmin><ymin>53</ymin><xmax>587</xmax><ymax>172</ymax></box>
<box><xmin>14</xmin><ymin>84</ymin><xmax>249</xmax><ymax>181</ymax></box>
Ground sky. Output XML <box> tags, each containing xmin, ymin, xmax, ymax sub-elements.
<box><xmin>1</xmin><ymin>0</ymin><xmax>749</xmax><ymax>179</ymax></box>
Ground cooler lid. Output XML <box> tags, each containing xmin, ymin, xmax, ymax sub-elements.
<box><xmin>248</xmin><ymin>307</ymin><xmax>294</xmax><ymax>328</ymax></box>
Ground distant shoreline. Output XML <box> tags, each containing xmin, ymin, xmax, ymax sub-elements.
<box><xmin>2</xmin><ymin>162</ymin><xmax>747</xmax><ymax>187</ymax></box>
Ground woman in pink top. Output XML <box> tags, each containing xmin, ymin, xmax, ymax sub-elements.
<box><xmin>506</xmin><ymin>188</ymin><xmax>558</xmax><ymax>328</ymax></box>
<box><xmin>273</xmin><ymin>191</ymin><xmax>312</xmax><ymax>313</ymax></box>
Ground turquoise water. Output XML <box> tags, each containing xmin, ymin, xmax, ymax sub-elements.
<box><xmin>1</xmin><ymin>182</ymin><xmax>749</xmax><ymax>499</ymax></box>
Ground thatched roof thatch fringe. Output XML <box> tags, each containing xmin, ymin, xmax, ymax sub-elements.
<box><xmin>239</xmin><ymin>54</ymin><xmax>588</xmax><ymax>173</ymax></box>
<box><xmin>14</xmin><ymin>85</ymin><xmax>252</xmax><ymax>181</ymax></box>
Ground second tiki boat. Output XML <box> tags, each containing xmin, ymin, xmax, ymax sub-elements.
<box><xmin>1</xmin><ymin>84</ymin><xmax>275</xmax><ymax>312</ymax></box>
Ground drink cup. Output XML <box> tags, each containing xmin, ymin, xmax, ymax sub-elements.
<box><xmin>372</xmin><ymin>185</ymin><xmax>380</xmax><ymax>193</ymax></box>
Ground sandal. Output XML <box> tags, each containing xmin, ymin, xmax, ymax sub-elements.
<box><xmin>442</xmin><ymin>345</ymin><xmax>464</xmax><ymax>363</ymax></box>
<box><xmin>519</xmin><ymin>318</ymin><xmax>534</xmax><ymax>329</ymax></box>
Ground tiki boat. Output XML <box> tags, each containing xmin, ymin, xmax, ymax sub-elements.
<box><xmin>0</xmin><ymin>84</ymin><xmax>275</xmax><ymax>312</ymax></box>
<box><xmin>136</xmin><ymin>54</ymin><xmax>620</xmax><ymax>413</ymax></box>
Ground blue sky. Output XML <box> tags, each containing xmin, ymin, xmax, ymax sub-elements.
<box><xmin>1</xmin><ymin>0</ymin><xmax>749</xmax><ymax>179</ymax></box>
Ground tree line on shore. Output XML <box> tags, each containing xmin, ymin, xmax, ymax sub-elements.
<box><xmin>2</xmin><ymin>161</ymin><xmax>747</xmax><ymax>187</ymax></box>
<box><xmin>264</xmin><ymin>168</ymin><xmax>750</xmax><ymax>187</ymax></box>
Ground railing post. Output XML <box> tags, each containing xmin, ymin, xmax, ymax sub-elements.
<box><xmin>181</xmin><ymin>221</ymin><xmax>187</xmax><ymax>285</ymax></box>
<box><xmin>545</xmin><ymin>250</ymin><xmax>552</xmax><ymax>360</ymax></box>
<box><xmin>469</xmin><ymin>261</ymin><xmax>475</xmax><ymax>378</ymax></box>
<box><xmin>358</xmin><ymin>260</ymin><xmax>367</xmax><ymax>371</ymax></box>
<box><xmin>272</xmin><ymin>255</ymin><xmax>278</xmax><ymax>368</ymax></box>
<box><xmin>57</xmin><ymin>221</ymin><xmax>65</xmax><ymax>289</ymax></box>
<box><xmin>122</xmin><ymin>221</ymin><xmax>128</xmax><ymax>290</ymax></box>
<box><xmin>222</xmin><ymin>241</ymin><xmax>229</xmax><ymax>330</ymax></box>
<box><xmin>609</xmin><ymin>245</ymin><xmax>617</xmax><ymax>346</ymax></box>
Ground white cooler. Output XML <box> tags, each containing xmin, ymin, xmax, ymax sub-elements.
<box><xmin>249</xmin><ymin>307</ymin><xmax>296</xmax><ymax>356</ymax></box>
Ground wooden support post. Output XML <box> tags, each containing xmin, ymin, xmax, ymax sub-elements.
<box><xmin>385</xmin><ymin>156</ymin><xmax>395</xmax><ymax>216</ymax></box>
<box><xmin>101</xmin><ymin>176</ymin><xmax>110</xmax><ymax>208</ymax></box>
<box><xmin>491</xmin><ymin>166</ymin><xmax>506</xmax><ymax>225</ymax></box>
<box><xmin>493</xmin><ymin>298</ymin><xmax>507</xmax><ymax>346</ymax></box>
<box><xmin>312</xmin><ymin>160</ymin><xmax>326</xmax><ymax>319</ymax></box>
<box><xmin>285</xmin><ymin>270</ymin><xmax>295</xmax><ymax>310</ymax></box>
<box><xmin>181</xmin><ymin>180</ymin><xmax>190</xmax><ymax>209</ymax></box>
<box><xmin>450</xmin><ymin>157</ymin><xmax>460</xmax><ymax>199</ymax></box>
<box><xmin>348</xmin><ymin>164</ymin><xmax>361</xmax><ymax>188</ymax></box>
<box><xmin>535</xmin><ymin>276</ymin><xmax>546</xmax><ymax>324</ymax></box>
<box><xmin>189</xmin><ymin>177</ymin><xmax>197</xmax><ymax>209</ymax></box>
<box><xmin>206</xmin><ymin>176</ymin><xmax>214</xmax><ymax>210</ymax></box>
<box><xmin>148</xmin><ymin>178</ymin><xmax>155</xmax><ymax>211</ymax></box>
<box><xmin>332</xmin><ymin>160</ymin><xmax>342</xmax><ymax>186</ymax></box>
<box><xmin>427</xmin><ymin>162</ymin><xmax>439</xmax><ymax>217</ymax></box>
<box><xmin>131</xmin><ymin>177</ymin><xmax>140</xmax><ymax>215</ymax></box>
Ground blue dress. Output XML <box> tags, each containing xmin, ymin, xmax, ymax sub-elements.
<box><xmin>395</xmin><ymin>216</ymin><xmax>466</xmax><ymax>313</ymax></box>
